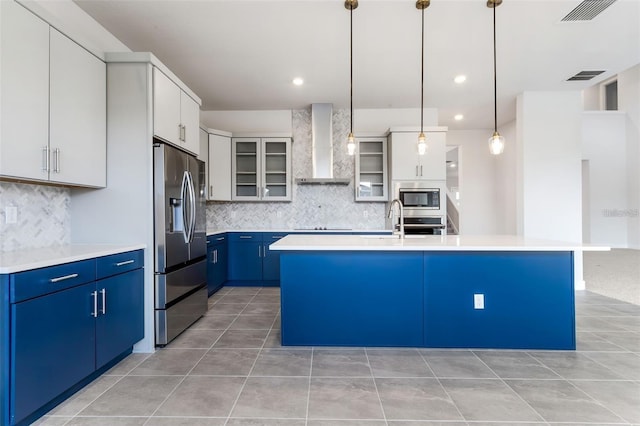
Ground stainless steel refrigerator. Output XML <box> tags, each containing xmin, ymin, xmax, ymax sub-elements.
<box><xmin>153</xmin><ymin>140</ymin><xmax>207</xmax><ymax>346</ymax></box>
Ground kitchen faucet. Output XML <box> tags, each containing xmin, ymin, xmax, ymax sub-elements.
<box><xmin>388</xmin><ymin>198</ymin><xmax>405</xmax><ymax>239</ymax></box>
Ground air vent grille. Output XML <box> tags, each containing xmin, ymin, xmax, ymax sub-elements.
<box><xmin>561</xmin><ymin>0</ymin><xmax>617</xmax><ymax>22</ymax></box>
<box><xmin>567</xmin><ymin>70</ymin><xmax>606</xmax><ymax>81</ymax></box>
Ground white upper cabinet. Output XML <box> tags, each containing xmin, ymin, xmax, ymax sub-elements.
<box><xmin>389</xmin><ymin>130</ymin><xmax>446</xmax><ymax>181</ymax></box>
<box><xmin>0</xmin><ymin>1</ymin><xmax>106</xmax><ymax>188</ymax></box>
<box><xmin>49</xmin><ymin>28</ymin><xmax>106</xmax><ymax>187</ymax></box>
<box><xmin>0</xmin><ymin>1</ymin><xmax>50</xmax><ymax>181</ymax></box>
<box><xmin>153</xmin><ymin>67</ymin><xmax>200</xmax><ymax>156</ymax></box>
<box><xmin>208</xmin><ymin>133</ymin><xmax>232</xmax><ymax>201</ymax></box>
<box><xmin>355</xmin><ymin>137</ymin><xmax>388</xmax><ymax>201</ymax></box>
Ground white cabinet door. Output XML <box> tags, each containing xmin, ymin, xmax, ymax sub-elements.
<box><xmin>356</xmin><ymin>137</ymin><xmax>388</xmax><ymax>201</ymax></box>
<box><xmin>261</xmin><ymin>138</ymin><xmax>291</xmax><ymax>201</ymax></box>
<box><xmin>153</xmin><ymin>67</ymin><xmax>181</xmax><ymax>146</ymax></box>
<box><xmin>49</xmin><ymin>28</ymin><xmax>106</xmax><ymax>187</ymax></box>
<box><xmin>418</xmin><ymin>132</ymin><xmax>446</xmax><ymax>180</ymax></box>
<box><xmin>208</xmin><ymin>133</ymin><xmax>232</xmax><ymax>201</ymax></box>
<box><xmin>0</xmin><ymin>1</ymin><xmax>49</xmax><ymax>181</ymax></box>
<box><xmin>180</xmin><ymin>91</ymin><xmax>200</xmax><ymax>156</ymax></box>
<box><xmin>390</xmin><ymin>132</ymin><xmax>421</xmax><ymax>181</ymax></box>
<box><xmin>231</xmin><ymin>138</ymin><xmax>261</xmax><ymax>201</ymax></box>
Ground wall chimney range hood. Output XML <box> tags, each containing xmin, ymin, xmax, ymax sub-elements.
<box><xmin>295</xmin><ymin>104</ymin><xmax>350</xmax><ymax>185</ymax></box>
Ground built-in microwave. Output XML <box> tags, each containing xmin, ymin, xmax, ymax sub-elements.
<box><xmin>398</xmin><ymin>187</ymin><xmax>440</xmax><ymax>209</ymax></box>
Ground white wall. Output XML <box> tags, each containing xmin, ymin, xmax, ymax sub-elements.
<box><xmin>494</xmin><ymin>120</ymin><xmax>517</xmax><ymax>235</ymax></box>
<box><xmin>446</xmin><ymin>129</ymin><xmax>497</xmax><ymax>235</ymax></box>
<box><xmin>618</xmin><ymin>64</ymin><xmax>640</xmax><ymax>249</ymax></box>
<box><xmin>582</xmin><ymin>112</ymin><xmax>628</xmax><ymax>247</ymax></box>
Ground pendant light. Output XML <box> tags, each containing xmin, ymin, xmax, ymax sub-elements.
<box><xmin>345</xmin><ymin>0</ymin><xmax>358</xmax><ymax>156</ymax></box>
<box><xmin>416</xmin><ymin>0</ymin><xmax>430</xmax><ymax>156</ymax></box>
<box><xmin>488</xmin><ymin>0</ymin><xmax>505</xmax><ymax>155</ymax></box>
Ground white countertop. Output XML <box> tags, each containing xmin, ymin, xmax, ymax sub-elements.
<box><xmin>0</xmin><ymin>244</ymin><xmax>147</xmax><ymax>274</ymax></box>
<box><xmin>206</xmin><ymin>229</ymin><xmax>388</xmax><ymax>236</ymax></box>
<box><xmin>269</xmin><ymin>234</ymin><xmax>610</xmax><ymax>252</ymax></box>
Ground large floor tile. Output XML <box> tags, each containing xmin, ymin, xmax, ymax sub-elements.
<box><xmin>46</xmin><ymin>375</ymin><xmax>121</xmax><ymax>416</ymax></box>
<box><xmin>366</xmin><ymin>349</ymin><xmax>433</xmax><ymax>377</ymax></box>
<box><xmin>506</xmin><ymin>379</ymin><xmax>626</xmax><ymax>423</ymax></box>
<box><xmin>583</xmin><ymin>351</ymin><xmax>640</xmax><ymax>379</ymax></box>
<box><xmin>219</xmin><ymin>294</ymin><xmax>256</xmax><ymax>304</ymax></box>
<box><xmin>155</xmin><ymin>376</ymin><xmax>245</xmax><ymax>417</ymax></box>
<box><xmin>250</xmin><ymin>348</ymin><xmax>312</xmax><ymax>376</ymax></box>
<box><xmin>227</xmin><ymin>419</ymin><xmax>304</xmax><ymax>426</ymax></box>
<box><xmin>146</xmin><ymin>417</ymin><xmax>226</xmax><ymax>425</ymax></box>
<box><xmin>250</xmin><ymin>294</ymin><xmax>281</xmax><ymax>303</ymax></box>
<box><xmin>213</xmin><ymin>329</ymin><xmax>269</xmax><ymax>348</ymax></box>
<box><xmin>31</xmin><ymin>416</ymin><xmax>73</xmax><ymax>426</ymax></box>
<box><xmin>601</xmin><ymin>315</ymin><xmax>640</xmax><ymax>331</ymax></box>
<box><xmin>104</xmin><ymin>353</ymin><xmax>151</xmax><ymax>376</ymax></box>
<box><xmin>231</xmin><ymin>377</ymin><xmax>309</xmax><ymax>418</ymax></box>
<box><xmin>308</xmin><ymin>377</ymin><xmax>384</xmax><ymax>420</ymax></box>
<box><xmin>65</xmin><ymin>417</ymin><xmax>148</xmax><ymax>425</ymax></box>
<box><xmin>308</xmin><ymin>421</ymin><xmax>387</xmax><ymax>426</ymax></box>
<box><xmin>570</xmin><ymin>379</ymin><xmax>640</xmax><ymax>423</ymax></box>
<box><xmin>263</xmin><ymin>328</ymin><xmax>283</xmax><ymax>348</ymax></box>
<box><xmin>167</xmin><ymin>329</ymin><xmax>224</xmax><ymax>349</ymax></box>
<box><xmin>528</xmin><ymin>351</ymin><xmax>625</xmax><ymax>380</ymax></box>
<box><xmin>209</xmin><ymin>303</ymin><xmax>249</xmax><ymax>315</ymax></box>
<box><xmin>592</xmin><ymin>331</ymin><xmax>640</xmax><ymax>352</ymax></box>
<box><xmin>440</xmin><ymin>378</ymin><xmax>543</xmax><ymax>422</ymax></box>
<box><xmin>375</xmin><ymin>378</ymin><xmax>462</xmax><ymax>421</ymax></box>
<box><xmin>229</xmin><ymin>314</ymin><xmax>277</xmax><ymax>330</ymax></box>
<box><xmin>226</xmin><ymin>287</ymin><xmax>262</xmax><ymax>295</ymax></box>
<box><xmin>311</xmin><ymin>349</ymin><xmax>372</xmax><ymax>377</ymax></box>
<box><xmin>190</xmin><ymin>348</ymin><xmax>260</xmax><ymax>376</ymax></box>
<box><xmin>241</xmin><ymin>303</ymin><xmax>280</xmax><ymax>315</ymax></box>
<box><xmin>191</xmin><ymin>314</ymin><xmax>238</xmax><ymax>330</ymax></box>
<box><xmin>79</xmin><ymin>376</ymin><xmax>182</xmax><ymax>416</ymax></box>
<box><xmin>421</xmin><ymin>350</ymin><xmax>497</xmax><ymax>379</ymax></box>
<box><xmin>576</xmin><ymin>316</ymin><xmax>627</xmax><ymax>332</ymax></box>
<box><xmin>387</xmin><ymin>423</ymin><xmax>468</xmax><ymax>426</ymax></box>
<box><xmin>129</xmin><ymin>349</ymin><xmax>207</xmax><ymax>375</ymax></box>
<box><xmin>473</xmin><ymin>351</ymin><xmax>560</xmax><ymax>379</ymax></box>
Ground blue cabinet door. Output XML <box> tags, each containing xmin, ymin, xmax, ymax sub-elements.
<box><xmin>214</xmin><ymin>243</ymin><xmax>228</xmax><ymax>289</ymax></box>
<box><xmin>95</xmin><ymin>268</ymin><xmax>144</xmax><ymax>369</ymax></box>
<box><xmin>206</xmin><ymin>243</ymin><xmax>217</xmax><ymax>295</ymax></box>
<box><xmin>228</xmin><ymin>241</ymin><xmax>262</xmax><ymax>281</ymax></box>
<box><xmin>207</xmin><ymin>235</ymin><xmax>228</xmax><ymax>294</ymax></box>
<box><xmin>11</xmin><ymin>283</ymin><xmax>96</xmax><ymax>425</ymax></box>
<box><xmin>423</xmin><ymin>251</ymin><xmax>575</xmax><ymax>350</ymax></box>
<box><xmin>262</xmin><ymin>245</ymin><xmax>280</xmax><ymax>282</ymax></box>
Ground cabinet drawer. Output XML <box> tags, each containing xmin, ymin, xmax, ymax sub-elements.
<box><xmin>96</xmin><ymin>250</ymin><xmax>143</xmax><ymax>280</ymax></box>
<box><xmin>207</xmin><ymin>234</ymin><xmax>227</xmax><ymax>245</ymax></box>
<box><xmin>11</xmin><ymin>259</ymin><xmax>96</xmax><ymax>303</ymax></box>
<box><xmin>228</xmin><ymin>232</ymin><xmax>263</xmax><ymax>242</ymax></box>
<box><xmin>262</xmin><ymin>232</ymin><xmax>288</xmax><ymax>241</ymax></box>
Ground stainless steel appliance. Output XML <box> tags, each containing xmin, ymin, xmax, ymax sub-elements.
<box><xmin>153</xmin><ymin>140</ymin><xmax>207</xmax><ymax>346</ymax></box>
<box><xmin>393</xmin><ymin>182</ymin><xmax>447</xmax><ymax>235</ymax></box>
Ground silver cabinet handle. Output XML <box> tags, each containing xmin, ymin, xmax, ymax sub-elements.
<box><xmin>115</xmin><ymin>259</ymin><xmax>135</xmax><ymax>267</ymax></box>
<box><xmin>182</xmin><ymin>124</ymin><xmax>187</xmax><ymax>142</ymax></box>
<box><xmin>240</xmin><ymin>236</ymin><xmax>252</xmax><ymax>239</ymax></box>
<box><xmin>420</xmin><ymin>165</ymin><xmax>423</xmax><ymax>176</ymax></box>
<box><xmin>53</xmin><ymin>148</ymin><xmax>61</xmax><ymax>173</ymax></box>
<box><xmin>50</xmin><ymin>273</ymin><xmax>79</xmax><ymax>283</ymax></box>
<box><xmin>272</xmin><ymin>236</ymin><xmax>284</xmax><ymax>239</ymax></box>
<box><xmin>263</xmin><ymin>245</ymin><xmax>267</xmax><ymax>256</ymax></box>
<box><xmin>258</xmin><ymin>245</ymin><xmax>262</xmax><ymax>258</ymax></box>
<box><xmin>415</xmin><ymin>165</ymin><xmax>418</xmax><ymax>176</ymax></box>
<box><xmin>42</xmin><ymin>146</ymin><xmax>49</xmax><ymax>172</ymax></box>
<box><xmin>214</xmin><ymin>249</ymin><xmax>218</xmax><ymax>263</ymax></box>
<box><xmin>216</xmin><ymin>237</ymin><xmax>225</xmax><ymax>241</ymax></box>
<box><xmin>210</xmin><ymin>185</ymin><xmax>213</xmax><ymax>197</ymax></box>
<box><xmin>100</xmin><ymin>288</ymin><xmax>106</xmax><ymax>315</ymax></box>
<box><xmin>178</xmin><ymin>124</ymin><xmax>183</xmax><ymax>141</ymax></box>
<box><xmin>91</xmin><ymin>290</ymin><xmax>98</xmax><ymax>318</ymax></box>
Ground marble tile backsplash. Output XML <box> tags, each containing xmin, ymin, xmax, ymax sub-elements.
<box><xmin>206</xmin><ymin>107</ymin><xmax>388</xmax><ymax>231</ymax></box>
<box><xmin>0</xmin><ymin>182</ymin><xmax>70</xmax><ymax>252</ymax></box>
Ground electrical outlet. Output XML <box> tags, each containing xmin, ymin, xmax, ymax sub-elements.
<box><xmin>474</xmin><ymin>294</ymin><xmax>485</xmax><ymax>310</ymax></box>
<box><xmin>5</xmin><ymin>206</ymin><xmax>17</xmax><ymax>224</ymax></box>
<box><xmin>363</xmin><ymin>211</ymin><xmax>368</xmax><ymax>218</ymax></box>
<box><xmin>276</xmin><ymin>211</ymin><xmax>283</xmax><ymax>218</ymax></box>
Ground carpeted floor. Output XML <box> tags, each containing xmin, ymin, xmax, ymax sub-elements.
<box><xmin>584</xmin><ymin>249</ymin><xmax>640</xmax><ymax>305</ymax></box>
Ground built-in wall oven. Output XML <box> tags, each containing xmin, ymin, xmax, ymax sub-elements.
<box><xmin>393</xmin><ymin>182</ymin><xmax>447</xmax><ymax>235</ymax></box>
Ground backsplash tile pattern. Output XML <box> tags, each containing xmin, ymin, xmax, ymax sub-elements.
<box><xmin>206</xmin><ymin>107</ymin><xmax>388</xmax><ymax>230</ymax></box>
<box><xmin>0</xmin><ymin>182</ymin><xmax>71</xmax><ymax>252</ymax></box>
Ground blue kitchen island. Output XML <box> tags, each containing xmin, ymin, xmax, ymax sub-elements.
<box><xmin>270</xmin><ymin>234</ymin><xmax>605</xmax><ymax>350</ymax></box>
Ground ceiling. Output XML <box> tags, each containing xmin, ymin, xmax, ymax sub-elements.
<box><xmin>73</xmin><ymin>0</ymin><xmax>640</xmax><ymax>130</ymax></box>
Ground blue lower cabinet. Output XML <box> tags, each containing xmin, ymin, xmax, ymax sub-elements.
<box><xmin>228</xmin><ymin>240</ymin><xmax>262</xmax><ymax>282</ymax></box>
<box><xmin>2</xmin><ymin>250</ymin><xmax>145</xmax><ymax>425</ymax></box>
<box><xmin>207</xmin><ymin>235</ymin><xmax>228</xmax><ymax>295</ymax></box>
<box><xmin>423</xmin><ymin>251</ymin><xmax>575</xmax><ymax>350</ymax></box>
<box><xmin>95</xmin><ymin>268</ymin><xmax>144</xmax><ymax>369</ymax></box>
<box><xmin>11</xmin><ymin>283</ymin><xmax>96</xmax><ymax>425</ymax></box>
<box><xmin>281</xmin><ymin>251</ymin><xmax>424</xmax><ymax>346</ymax></box>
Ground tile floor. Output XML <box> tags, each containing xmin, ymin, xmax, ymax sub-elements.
<box><xmin>36</xmin><ymin>287</ymin><xmax>640</xmax><ymax>426</ymax></box>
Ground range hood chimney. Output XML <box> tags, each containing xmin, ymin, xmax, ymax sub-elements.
<box><xmin>295</xmin><ymin>103</ymin><xmax>350</xmax><ymax>185</ymax></box>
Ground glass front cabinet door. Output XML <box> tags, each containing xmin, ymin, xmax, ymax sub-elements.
<box><xmin>232</xmin><ymin>137</ymin><xmax>291</xmax><ymax>201</ymax></box>
<box><xmin>355</xmin><ymin>137</ymin><xmax>388</xmax><ymax>201</ymax></box>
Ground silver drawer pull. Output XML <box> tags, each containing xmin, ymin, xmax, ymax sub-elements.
<box><xmin>272</xmin><ymin>236</ymin><xmax>284</xmax><ymax>239</ymax></box>
<box><xmin>239</xmin><ymin>236</ymin><xmax>252</xmax><ymax>239</ymax></box>
<box><xmin>91</xmin><ymin>291</ymin><xmax>98</xmax><ymax>318</ymax></box>
<box><xmin>100</xmin><ymin>288</ymin><xmax>107</xmax><ymax>315</ymax></box>
<box><xmin>216</xmin><ymin>237</ymin><xmax>225</xmax><ymax>241</ymax></box>
<box><xmin>115</xmin><ymin>260</ymin><xmax>135</xmax><ymax>267</ymax></box>
<box><xmin>50</xmin><ymin>273</ymin><xmax>79</xmax><ymax>283</ymax></box>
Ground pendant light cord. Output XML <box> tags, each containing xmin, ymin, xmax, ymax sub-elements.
<box><xmin>493</xmin><ymin>4</ymin><xmax>497</xmax><ymax>133</ymax></box>
<box><xmin>420</xmin><ymin>6</ymin><xmax>424</xmax><ymax>133</ymax></box>
<box><xmin>350</xmin><ymin>5</ymin><xmax>354</xmax><ymax>135</ymax></box>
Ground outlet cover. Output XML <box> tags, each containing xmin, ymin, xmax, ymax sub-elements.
<box><xmin>5</xmin><ymin>206</ymin><xmax>17</xmax><ymax>224</ymax></box>
<box><xmin>473</xmin><ymin>293</ymin><xmax>485</xmax><ymax>310</ymax></box>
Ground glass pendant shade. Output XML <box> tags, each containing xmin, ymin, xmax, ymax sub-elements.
<box><xmin>417</xmin><ymin>132</ymin><xmax>427</xmax><ymax>156</ymax></box>
<box><xmin>488</xmin><ymin>131</ymin><xmax>505</xmax><ymax>155</ymax></box>
<box><xmin>347</xmin><ymin>132</ymin><xmax>356</xmax><ymax>156</ymax></box>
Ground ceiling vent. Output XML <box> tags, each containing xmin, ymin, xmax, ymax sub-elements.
<box><xmin>567</xmin><ymin>70</ymin><xmax>606</xmax><ymax>81</ymax></box>
<box><xmin>561</xmin><ymin>0</ymin><xmax>616</xmax><ymax>22</ymax></box>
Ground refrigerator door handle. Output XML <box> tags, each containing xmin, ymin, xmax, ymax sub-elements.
<box><xmin>187</xmin><ymin>171</ymin><xmax>197</xmax><ymax>243</ymax></box>
<box><xmin>181</xmin><ymin>171</ymin><xmax>190</xmax><ymax>244</ymax></box>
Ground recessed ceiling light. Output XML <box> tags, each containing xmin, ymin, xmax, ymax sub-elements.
<box><xmin>454</xmin><ymin>75</ymin><xmax>467</xmax><ymax>84</ymax></box>
<box><xmin>292</xmin><ymin>77</ymin><xmax>304</xmax><ymax>86</ymax></box>
<box><xmin>454</xmin><ymin>114</ymin><xmax>464</xmax><ymax>121</ymax></box>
